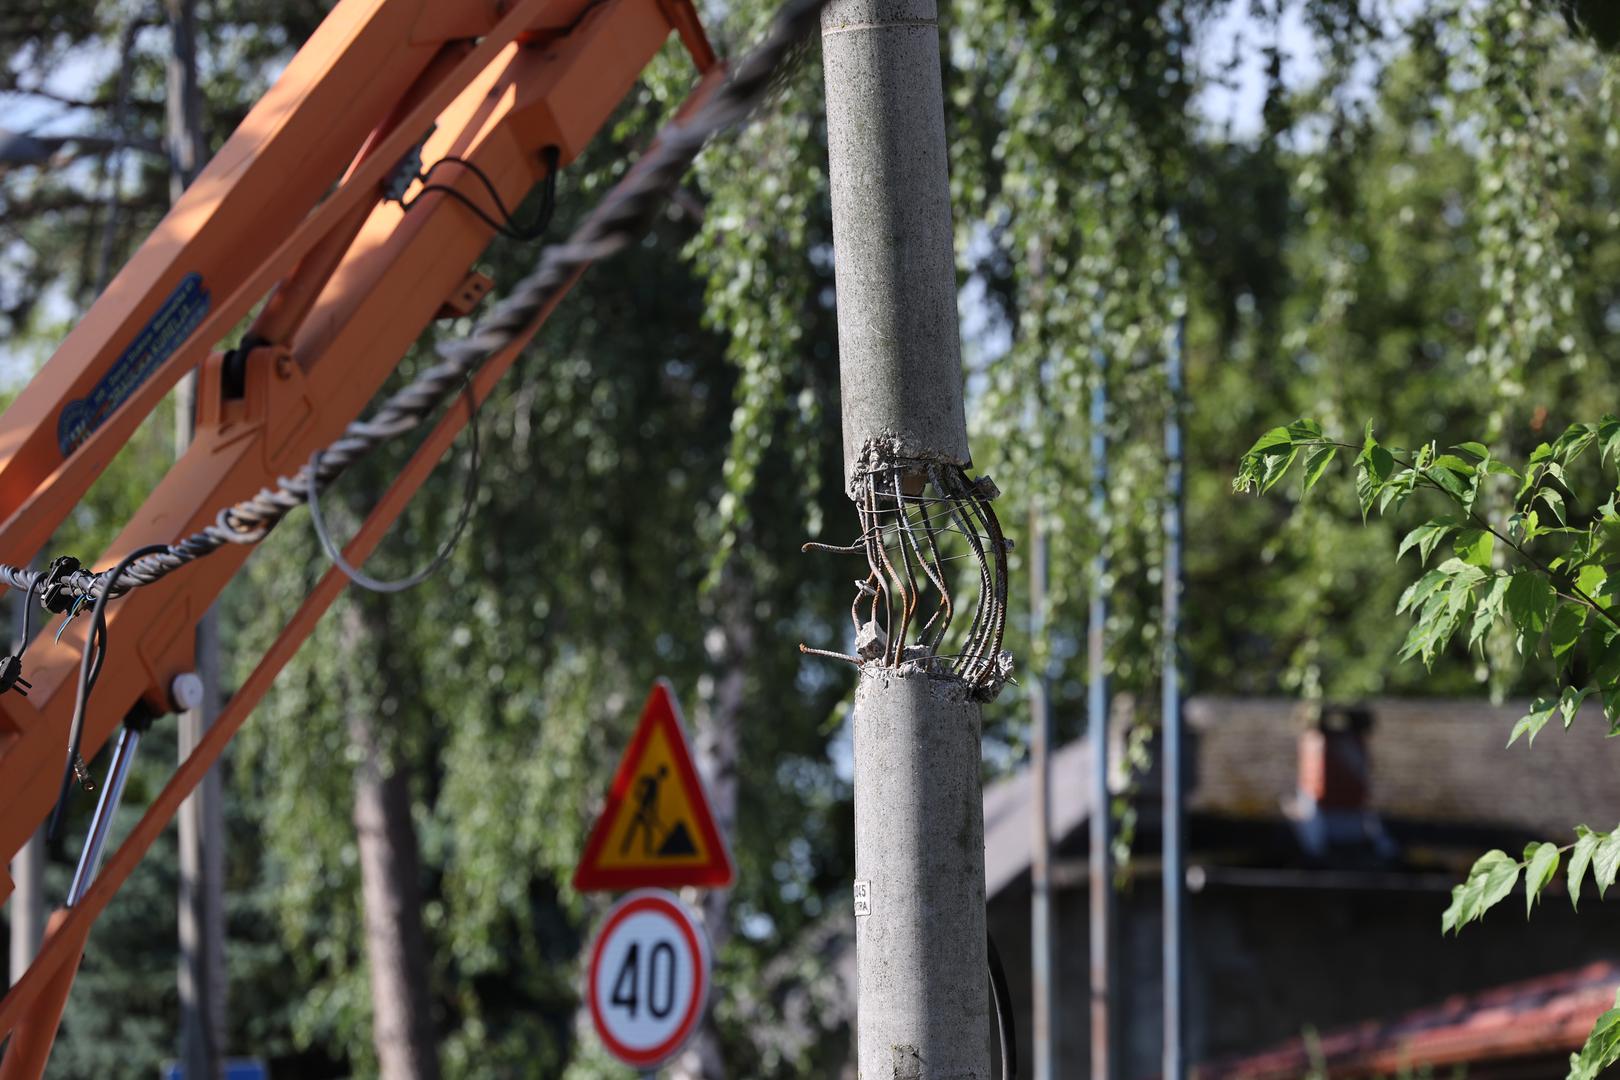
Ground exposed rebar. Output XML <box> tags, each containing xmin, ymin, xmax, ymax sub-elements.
<box><xmin>799</xmin><ymin>461</ymin><xmax>1009</xmax><ymax>700</ymax></box>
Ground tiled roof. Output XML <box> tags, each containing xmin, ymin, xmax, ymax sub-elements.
<box><xmin>1202</xmin><ymin>961</ymin><xmax>1620</xmax><ymax>1078</ymax></box>
<box><xmin>1187</xmin><ymin>697</ymin><xmax>1620</xmax><ymax>839</ymax></box>
<box><xmin>980</xmin><ymin>696</ymin><xmax>1620</xmax><ymax>899</ymax></box>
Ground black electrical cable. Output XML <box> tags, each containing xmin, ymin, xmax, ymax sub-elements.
<box><xmin>47</xmin><ymin>543</ymin><xmax>172</xmax><ymax>841</ymax></box>
<box><xmin>401</xmin><ymin>145</ymin><xmax>561</xmax><ymax>242</ymax></box>
<box><xmin>988</xmin><ymin>931</ymin><xmax>1018</xmax><ymax>1079</ymax></box>
<box><xmin>14</xmin><ymin>573</ymin><xmax>42</xmax><ymax>655</ymax></box>
<box><xmin>306</xmin><ymin>378</ymin><xmax>480</xmax><ymax>593</ymax></box>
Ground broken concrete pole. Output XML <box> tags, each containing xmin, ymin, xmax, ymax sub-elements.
<box><xmin>822</xmin><ymin>1</ymin><xmax>994</xmax><ymax>1076</ymax></box>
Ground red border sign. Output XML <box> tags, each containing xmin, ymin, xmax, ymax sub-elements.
<box><xmin>573</xmin><ymin>679</ymin><xmax>735</xmax><ymax>891</ymax></box>
<box><xmin>586</xmin><ymin>890</ymin><xmax>710</xmax><ymax>1068</ymax></box>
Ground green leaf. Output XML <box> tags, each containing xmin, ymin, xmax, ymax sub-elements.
<box><xmin>1578</xmin><ymin>564</ymin><xmax>1610</xmax><ymax>599</ymax></box>
<box><xmin>1571</xmin><ymin>827</ymin><xmax>1599</xmax><ymax>912</ymax></box>
<box><xmin>1509</xmin><ymin>698</ymin><xmax>1558</xmax><ymax>747</ymax></box>
<box><xmin>1398</xmin><ymin>569</ymin><xmax>1450</xmax><ymax>616</ymax></box>
<box><xmin>1595</xmin><ymin>830</ymin><xmax>1620</xmax><ymax>898</ymax></box>
<box><xmin>1234</xmin><ymin>426</ymin><xmax>1296</xmax><ymax>494</ymax></box>
<box><xmin>1398</xmin><ymin>519</ymin><xmax>1460</xmax><ymax>564</ymax></box>
<box><xmin>1600</xmin><ymin>416</ymin><xmax>1620</xmax><ymax>468</ymax></box>
<box><xmin>1568</xmin><ymin>989</ymin><xmax>1620</xmax><ymax>1080</ymax></box>
<box><xmin>1505</xmin><ymin>572</ymin><xmax>1557</xmax><ymax>637</ymax></box>
<box><xmin>1551</xmin><ymin>423</ymin><xmax>1599</xmax><ymax>465</ymax></box>
<box><xmin>1561</xmin><ymin>686</ymin><xmax>1593</xmax><ymax>729</ymax></box>
<box><xmin>1550</xmin><ymin>605</ymin><xmax>1589</xmax><ymax>659</ymax></box>
<box><xmin>1453</xmin><ymin>527</ymin><xmax>1495</xmax><ymax>568</ymax></box>
<box><xmin>1431</xmin><ymin>453</ymin><xmax>1476</xmax><ymax>476</ymax></box>
<box><xmin>1426</xmin><ymin>463</ymin><xmax>1472</xmax><ymax>504</ymax></box>
<box><xmin>1454</xmin><ymin>441</ymin><xmax>1490</xmax><ymax>461</ymax></box>
<box><xmin>1474</xmin><ymin>849</ymin><xmax>1522</xmax><ymax>915</ymax></box>
<box><xmin>1300</xmin><ymin>444</ymin><xmax>1338</xmax><ymax>494</ymax></box>
<box><xmin>1442</xmin><ymin>849</ymin><xmax>1520</xmax><ymax>934</ymax></box>
<box><xmin>1470</xmin><ymin>575</ymin><xmax>1510</xmax><ymax>651</ymax></box>
<box><xmin>1525</xmin><ymin>841</ymin><xmax>1560</xmax><ymax>916</ymax></box>
<box><xmin>1538</xmin><ymin>487</ymin><xmax>1569</xmax><ymax>525</ymax></box>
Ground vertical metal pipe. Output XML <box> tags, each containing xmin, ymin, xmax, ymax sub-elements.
<box><xmin>168</xmin><ymin>10</ymin><xmax>227</xmax><ymax>1064</ymax></box>
<box><xmin>67</xmin><ymin>726</ymin><xmax>142</xmax><ymax>908</ymax></box>
<box><xmin>1029</xmin><ymin>500</ymin><xmax>1054</xmax><ymax>1080</ymax></box>
<box><xmin>1087</xmin><ymin>324</ymin><xmax>1117</xmax><ymax>1080</ymax></box>
<box><xmin>1161</xmin><ymin>246</ymin><xmax>1188</xmax><ymax>1080</ymax></box>
<box><xmin>9</xmin><ymin>569</ymin><xmax>44</xmax><ymax>986</ymax></box>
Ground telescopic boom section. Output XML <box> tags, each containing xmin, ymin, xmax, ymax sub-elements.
<box><xmin>0</xmin><ymin>0</ymin><xmax>710</xmax><ymax>1013</ymax></box>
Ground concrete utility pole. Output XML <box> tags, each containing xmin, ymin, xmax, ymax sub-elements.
<box><xmin>821</xmin><ymin>2</ymin><xmax>994</xmax><ymax>1077</ymax></box>
<box><xmin>167</xmin><ymin>1</ymin><xmax>228</xmax><ymax>1075</ymax></box>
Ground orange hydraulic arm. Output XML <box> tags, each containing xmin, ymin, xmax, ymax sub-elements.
<box><xmin>0</xmin><ymin>0</ymin><xmax>715</xmax><ymax>1072</ymax></box>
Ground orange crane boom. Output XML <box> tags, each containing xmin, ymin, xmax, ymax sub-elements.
<box><xmin>0</xmin><ymin>0</ymin><xmax>716</xmax><ymax>1073</ymax></box>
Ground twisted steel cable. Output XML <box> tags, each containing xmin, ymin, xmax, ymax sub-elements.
<box><xmin>0</xmin><ymin>0</ymin><xmax>829</xmax><ymax>609</ymax></box>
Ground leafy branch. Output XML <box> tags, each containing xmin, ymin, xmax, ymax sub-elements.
<box><xmin>1237</xmin><ymin>416</ymin><xmax>1620</xmax><ymax>1079</ymax></box>
<box><xmin>1236</xmin><ymin>417</ymin><xmax>1620</xmax><ymax>745</ymax></box>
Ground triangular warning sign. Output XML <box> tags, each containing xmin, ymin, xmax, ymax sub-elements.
<box><xmin>573</xmin><ymin>679</ymin><xmax>735</xmax><ymax>892</ymax></box>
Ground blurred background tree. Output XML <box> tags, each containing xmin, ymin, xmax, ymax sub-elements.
<box><xmin>2</xmin><ymin>0</ymin><xmax>1619</xmax><ymax>1076</ymax></box>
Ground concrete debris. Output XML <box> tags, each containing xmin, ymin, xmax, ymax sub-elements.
<box><xmin>856</xmin><ymin>620</ymin><xmax>888</xmax><ymax>660</ymax></box>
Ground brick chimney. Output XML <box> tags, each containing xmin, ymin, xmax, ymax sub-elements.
<box><xmin>1298</xmin><ymin>703</ymin><xmax>1374</xmax><ymax>811</ymax></box>
<box><xmin>1288</xmin><ymin>703</ymin><xmax>1391</xmax><ymax>858</ymax></box>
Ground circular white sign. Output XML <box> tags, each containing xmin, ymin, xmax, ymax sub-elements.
<box><xmin>587</xmin><ymin>889</ymin><xmax>711</xmax><ymax>1068</ymax></box>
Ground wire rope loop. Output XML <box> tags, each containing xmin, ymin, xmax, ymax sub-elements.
<box><xmin>306</xmin><ymin>378</ymin><xmax>481</xmax><ymax>594</ymax></box>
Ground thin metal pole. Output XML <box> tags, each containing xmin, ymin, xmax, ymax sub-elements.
<box><xmin>67</xmin><ymin>727</ymin><xmax>143</xmax><ymax>908</ymax></box>
<box><xmin>1087</xmin><ymin>322</ymin><xmax>1117</xmax><ymax>1080</ymax></box>
<box><xmin>8</xmin><ymin>571</ymin><xmax>43</xmax><ymax>987</ymax></box>
<box><xmin>1161</xmin><ymin>243</ymin><xmax>1188</xmax><ymax>1080</ymax></box>
<box><xmin>1029</xmin><ymin>499</ymin><xmax>1054</xmax><ymax>1080</ymax></box>
<box><xmin>167</xmin><ymin>5</ymin><xmax>227</xmax><ymax>1070</ymax></box>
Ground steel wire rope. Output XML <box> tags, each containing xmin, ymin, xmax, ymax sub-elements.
<box><xmin>6</xmin><ymin>0</ymin><xmax>831</xmax><ymax>830</ymax></box>
<box><xmin>0</xmin><ymin>0</ymin><xmax>828</xmax><ymax>609</ymax></box>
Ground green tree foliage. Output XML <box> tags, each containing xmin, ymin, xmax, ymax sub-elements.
<box><xmin>1237</xmin><ymin>418</ymin><xmax>1620</xmax><ymax>1074</ymax></box>
<box><xmin>8</xmin><ymin>0</ymin><xmax>1620</xmax><ymax>1075</ymax></box>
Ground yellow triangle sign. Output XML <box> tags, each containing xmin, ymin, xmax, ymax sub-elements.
<box><xmin>573</xmin><ymin>680</ymin><xmax>735</xmax><ymax>891</ymax></box>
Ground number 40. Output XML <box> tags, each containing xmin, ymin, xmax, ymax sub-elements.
<box><xmin>610</xmin><ymin>940</ymin><xmax>677</xmax><ymax>1019</ymax></box>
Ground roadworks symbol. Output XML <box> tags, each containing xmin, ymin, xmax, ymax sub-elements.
<box><xmin>573</xmin><ymin>679</ymin><xmax>735</xmax><ymax>891</ymax></box>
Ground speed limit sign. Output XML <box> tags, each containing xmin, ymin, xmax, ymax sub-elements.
<box><xmin>586</xmin><ymin>889</ymin><xmax>711</xmax><ymax>1069</ymax></box>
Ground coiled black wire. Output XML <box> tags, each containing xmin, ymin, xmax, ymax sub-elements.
<box><xmin>306</xmin><ymin>378</ymin><xmax>480</xmax><ymax>593</ymax></box>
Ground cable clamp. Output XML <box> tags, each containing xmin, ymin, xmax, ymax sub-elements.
<box><xmin>384</xmin><ymin>125</ymin><xmax>436</xmax><ymax>203</ymax></box>
<box><xmin>38</xmin><ymin>555</ymin><xmax>83</xmax><ymax>613</ymax></box>
<box><xmin>0</xmin><ymin>654</ymin><xmax>31</xmax><ymax>697</ymax></box>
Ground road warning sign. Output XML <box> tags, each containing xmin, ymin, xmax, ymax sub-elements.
<box><xmin>586</xmin><ymin>889</ymin><xmax>711</xmax><ymax>1068</ymax></box>
<box><xmin>573</xmin><ymin>680</ymin><xmax>735</xmax><ymax>891</ymax></box>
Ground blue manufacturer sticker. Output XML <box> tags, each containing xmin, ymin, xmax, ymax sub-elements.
<box><xmin>57</xmin><ymin>272</ymin><xmax>211</xmax><ymax>457</ymax></box>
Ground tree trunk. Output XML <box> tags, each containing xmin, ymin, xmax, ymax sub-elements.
<box><xmin>673</xmin><ymin>570</ymin><xmax>752</xmax><ymax>1080</ymax></box>
<box><xmin>343</xmin><ymin>600</ymin><xmax>441</xmax><ymax>1080</ymax></box>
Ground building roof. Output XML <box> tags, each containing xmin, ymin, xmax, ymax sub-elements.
<box><xmin>983</xmin><ymin>735</ymin><xmax>1091</xmax><ymax>897</ymax></box>
<box><xmin>1187</xmin><ymin>697</ymin><xmax>1620</xmax><ymax>840</ymax></box>
<box><xmin>1202</xmin><ymin>961</ymin><xmax>1620</xmax><ymax>1078</ymax></box>
<box><xmin>979</xmin><ymin>696</ymin><xmax>1620</xmax><ymax>900</ymax></box>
